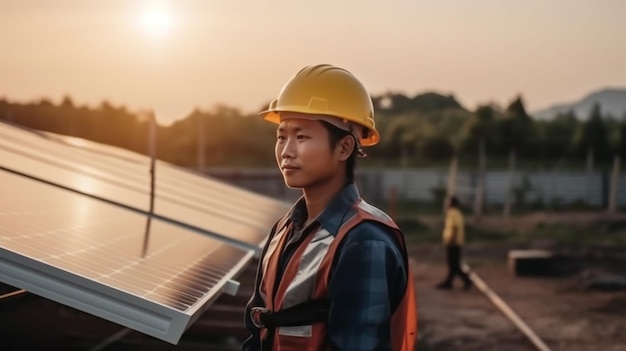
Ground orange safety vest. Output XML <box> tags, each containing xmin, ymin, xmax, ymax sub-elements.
<box><xmin>257</xmin><ymin>198</ymin><xmax>417</xmax><ymax>350</ymax></box>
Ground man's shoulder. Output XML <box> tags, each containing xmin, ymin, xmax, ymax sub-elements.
<box><xmin>448</xmin><ymin>207</ymin><xmax>463</xmax><ymax>218</ymax></box>
<box><xmin>347</xmin><ymin>219</ymin><xmax>392</xmax><ymax>239</ymax></box>
<box><xmin>355</xmin><ymin>199</ymin><xmax>394</xmax><ymax>223</ymax></box>
<box><xmin>340</xmin><ymin>217</ymin><xmax>405</xmax><ymax>255</ymax></box>
<box><xmin>335</xmin><ymin>218</ymin><xmax>408</xmax><ymax>275</ymax></box>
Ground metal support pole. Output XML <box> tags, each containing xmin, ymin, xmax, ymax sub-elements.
<box><xmin>197</xmin><ymin>116</ymin><xmax>206</xmax><ymax>173</ymax></box>
<box><xmin>608</xmin><ymin>154</ymin><xmax>621</xmax><ymax>214</ymax></box>
<box><xmin>474</xmin><ymin>139</ymin><xmax>486</xmax><ymax>220</ymax></box>
<box><xmin>0</xmin><ymin>289</ymin><xmax>27</xmax><ymax>301</ymax></box>
<box><xmin>445</xmin><ymin>156</ymin><xmax>458</xmax><ymax>213</ymax></box>
<box><xmin>503</xmin><ymin>149</ymin><xmax>516</xmax><ymax>217</ymax></box>
<box><xmin>142</xmin><ymin>113</ymin><xmax>157</xmax><ymax>258</ymax></box>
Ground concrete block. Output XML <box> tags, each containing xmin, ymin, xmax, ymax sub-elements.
<box><xmin>508</xmin><ymin>250</ymin><xmax>554</xmax><ymax>276</ymax></box>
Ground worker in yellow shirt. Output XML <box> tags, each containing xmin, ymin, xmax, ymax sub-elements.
<box><xmin>436</xmin><ymin>196</ymin><xmax>472</xmax><ymax>290</ymax></box>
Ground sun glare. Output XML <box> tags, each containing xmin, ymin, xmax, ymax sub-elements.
<box><xmin>140</xmin><ymin>5</ymin><xmax>174</xmax><ymax>38</ymax></box>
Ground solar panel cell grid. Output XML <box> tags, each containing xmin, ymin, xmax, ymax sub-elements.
<box><xmin>0</xmin><ymin>171</ymin><xmax>246</xmax><ymax>313</ymax></box>
<box><xmin>0</xmin><ymin>123</ymin><xmax>287</xmax><ymax>246</ymax></box>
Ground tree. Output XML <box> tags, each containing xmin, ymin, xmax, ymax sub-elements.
<box><xmin>61</xmin><ymin>95</ymin><xmax>74</xmax><ymax>109</ymax></box>
<box><xmin>538</xmin><ymin>110</ymin><xmax>579</xmax><ymax>159</ymax></box>
<box><xmin>578</xmin><ymin>103</ymin><xmax>610</xmax><ymax>161</ymax></box>
<box><xmin>497</xmin><ymin>96</ymin><xmax>537</xmax><ymax>158</ymax></box>
<box><xmin>462</xmin><ymin>105</ymin><xmax>499</xmax><ymax>156</ymax></box>
<box><xmin>422</xmin><ymin>136</ymin><xmax>454</xmax><ymax>161</ymax></box>
<box><xmin>614</xmin><ymin>113</ymin><xmax>626</xmax><ymax>157</ymax></box>
<box><xmin>373</xmin><ymin>92</ymin><xmax>465</xmax><ymax>115</ymax></box>
<box><xmin>410</xmin><ymin>93</ymin><xmax>464</xmax><ymax>113</ymax></box>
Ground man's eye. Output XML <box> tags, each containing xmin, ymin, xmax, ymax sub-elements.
<box><xmin>297</xmin><ymin>135</ymin><xmax>307</xmax><ymax>140</ymax></box>
<box><xmin>277</xmin><ymin>135</ymin><xmax>285</xmax><ymax>141</ymax></box>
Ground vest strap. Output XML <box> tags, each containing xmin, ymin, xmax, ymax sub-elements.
<box><xmin>252</xmin><ymin>299</ymin><xmax>330</xmax><ymax>328</ymax></box>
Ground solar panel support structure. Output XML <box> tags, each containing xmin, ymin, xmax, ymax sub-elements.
<box><xmin>142</xmin><ymin>112</ymin><xmax>158</xmax><ymax>258</ymax></box>
<box><xmin>0</xmin><ymin>288</ymin><xmax>27</xmax><ymax>301</ymax></box>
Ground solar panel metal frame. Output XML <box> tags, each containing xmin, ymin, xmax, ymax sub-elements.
<box><xmin>0</xmin><ymin>245</ymin><xmax>253</xmax><ymax>344</ymax></box>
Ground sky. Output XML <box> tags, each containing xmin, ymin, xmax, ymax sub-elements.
<box><xmin>1</xmin><ymin>0</ymin><xmax>625</xmax><ymax>124</ymax></box>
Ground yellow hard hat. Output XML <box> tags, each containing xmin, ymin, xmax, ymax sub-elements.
<box><xmin>260</xmin><ymin>64</ymin><xmax>380</xmax><ymax>146</ymax></box>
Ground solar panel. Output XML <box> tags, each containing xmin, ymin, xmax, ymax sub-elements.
<box><xmin>0</xmin><ymin>121</ymin><xmax>291</xmax><ymax>344</ymax></box>
<box><xmin>0</xmin><ymin>123</ymin><xmax>288</xmax><ymax>248</ymax></box>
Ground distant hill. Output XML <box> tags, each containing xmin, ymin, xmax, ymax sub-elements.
<box><xmin>373</xmin><ymin>92</ymin><xmax>465</xmax><ymax>115</ymax></box>
<box><xmin>532</xmin><ymin>88</ymin><xmax>626</xmax><ymax>119</ymax></box>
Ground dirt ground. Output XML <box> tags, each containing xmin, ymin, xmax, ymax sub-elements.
<box><xmin>410</xmin><ymin>212</ymin><xmax>626</xmax><ymax>351</ymax></box>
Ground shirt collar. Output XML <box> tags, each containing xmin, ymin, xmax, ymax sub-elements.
<box><xmin>288</xmin><ymin>182</ymin><xmax>360</xmax><ymax>235</ymax></box>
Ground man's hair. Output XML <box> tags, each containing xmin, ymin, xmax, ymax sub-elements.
<box><xmin>320</xmin><ymin>121</ymin><xmax>357</xmax><ymax>182</ymax></box>
<box><xmin>449</xmin><ymin>196</ymin><xmax>460</xmax><ymax>208</ymax></box>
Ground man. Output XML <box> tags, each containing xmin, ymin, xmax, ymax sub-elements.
<box><xmin>436</xmin><ymin>196</ymin><xmax>472</xmax><ymax>290</ymax></box>
<box><xmin>242</xmin><ymin>64</ymin><xmax>417</xmax><ymax>351</ymax></box>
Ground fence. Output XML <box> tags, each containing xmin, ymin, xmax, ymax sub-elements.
<box><xmin>203</xmin><ymin>166</ymin><xmax>626</xmax><ymax>211</ymax></box>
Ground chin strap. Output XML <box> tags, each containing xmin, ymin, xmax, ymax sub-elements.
<box><xmin>348</xmin><ymin>123</ymin><xmax>367</xmax><ymax>158</ymax></box>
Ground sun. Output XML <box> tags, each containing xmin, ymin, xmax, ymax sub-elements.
<box><xmin>139</xmin><ymin>5</ymin><xmax>174</xmax><ymax>38</ymax></box>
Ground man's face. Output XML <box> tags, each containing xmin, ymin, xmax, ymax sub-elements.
<box><xmin>275</xmin><ymin>119</ymin><xmax>341</xmax><ymax>189</ymax></box>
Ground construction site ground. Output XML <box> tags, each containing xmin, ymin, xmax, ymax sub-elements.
<box><xmin>2</xmin><ymin>211</ymin><xmax>626</xmax><ymax>350</ymax></box>
<box><xmin>412</xmin><ymin>211</ymin><xmax>626</xmax><ymax>351</ymax></box>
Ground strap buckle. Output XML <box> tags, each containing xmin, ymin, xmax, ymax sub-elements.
<box><xmin>250</xmin><ymin>307</ymin><xmax>269</xmax><ymax>328</ymax></box>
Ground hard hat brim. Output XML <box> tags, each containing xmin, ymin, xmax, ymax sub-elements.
<box><xmin>259</xmin><ymin>109</ymin><xmax>380</xmax><ymax>147</ymax></box>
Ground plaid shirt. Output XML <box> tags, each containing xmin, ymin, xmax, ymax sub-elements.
<box><xmin>243</xmin><ymin>183</ymin><xmax>408</xmax><ymax>351</ymax></box>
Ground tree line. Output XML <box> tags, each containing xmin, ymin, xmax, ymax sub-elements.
<box><xmin>1</xmin><ymin>93</ymin><xmax>625</xmax><ymax>168</ymax></box>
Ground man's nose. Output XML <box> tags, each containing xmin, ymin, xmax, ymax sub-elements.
<box><xmin>280</xmin><ymin>137</ymin><xmax>296</xmax><ymax>159</ymax></box>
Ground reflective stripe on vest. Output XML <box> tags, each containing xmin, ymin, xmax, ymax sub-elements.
<box><xmin>259</xmin><ymin>199</ymin><xmax>417</xmax><ymax>350</ymax></box>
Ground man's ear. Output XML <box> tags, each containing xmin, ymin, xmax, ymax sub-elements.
<box><xmin>336</xmin><ymin>135</ymin><xmax>355</xmax><ymax>161</ymax></box>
